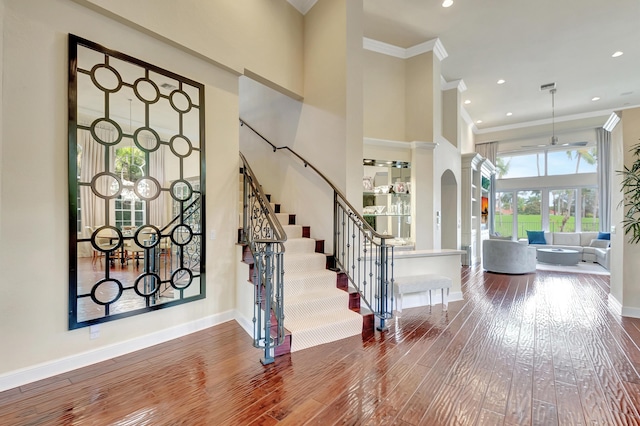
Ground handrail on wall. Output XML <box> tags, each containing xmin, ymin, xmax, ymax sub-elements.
<box><xmin>240</xmin><ymin>118</ymin><xmax>394</xmax><ymax>331</ymax></box>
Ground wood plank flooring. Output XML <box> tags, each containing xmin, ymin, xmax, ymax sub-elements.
<box><xmin>2</xmin><ymin>265</ymin><xmax>640</xmax><ymax>425</ymax></box>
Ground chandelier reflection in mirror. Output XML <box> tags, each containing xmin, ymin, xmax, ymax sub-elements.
<box><xmin>68</xmin><ymin>34</ymin><xmax>206</xmax><ymax>329</ymax></box>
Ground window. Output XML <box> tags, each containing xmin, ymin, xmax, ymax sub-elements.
<box><xmin>494</xmin><ymin>191</ymin><xmax>513</xmax><ymax>238</ymax></box>
<box><xmin>547</xmin><ymin>148</ymin><xmax>597</xmax><ymax>176</ymax></box>
<box><xmin>549</xmin><ymin>189</ymin><xmax>576</xmax><ymax>232</ymax></box>
<box><xmin>580</xmin><ymin>188</ymin><xmax>599</xmax><ymax>231</ymax></box>
<box><xmin>516</xmin><ymin>190</ymin><xmax>541</xmax><ymax>238</ymax></box>
<box><xmin>494</xmin><ymin>187</ymin><xmax>597</xmax><ymax>235</ymax></box>
<box><xmin>497</xmin><ymin>146</ymin><xmax>597</xmax><ymax>179</ymax></box>
<box><xmin>114</xmin><ymin>197</ymin><xmax>145</xmax><ymax>229</ymax></box>
<box><xmin>496</xmin><ymin>153</ymin><xmax>544</xmax><ymax>179</ymax></box>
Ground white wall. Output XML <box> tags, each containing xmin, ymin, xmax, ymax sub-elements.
<box><xmin>0</xmin><ymin>0</ymin><xmax>244</xmax><ymax>387</ymax></box>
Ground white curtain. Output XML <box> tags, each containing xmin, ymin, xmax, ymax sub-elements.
<box><xmin>596</xmin><ymin>127</ymin><xmax>611</xmax><ymax>232</ymax></box>
<box><xmin>148</xmin><ymin>143</ymin><xmax>167</xmax><ymax>228</ymax></box>
<box><xmin>475</xmin><ymin>141</ymin><xmax>498</xmax><ymax>165</ymax></box>
<box><xmin>78</xmin><ymin>126</ymin><xmax>109</xmax><ymax>256</ymax></box>
<box><xmin>476</xmin><ymin>141</ymin><xmax>499</xmax><ymax>234</ymax></box>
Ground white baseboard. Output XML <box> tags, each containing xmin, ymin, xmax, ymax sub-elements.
<box><xmin>608</xmin><ymin>294</ymin><xmax>623</xmax><ymax>315</ymax></box>
<box><xmin>607</xmin><ymin>294</ymin><xmax>640</xmax><ymax>319</ymax></box>
<box><xmin>621</xmin><ymin>306</ymin><xmax>640</xmax><ymax>319</ymax></box>
<box><xmin>0</xmin><ymin>310</ymin><xmax>236</xmax><ymax>392</ymax></box>
<box><xmin>234</xmin><ymin>310</ymin><xmax>255</xmax><ymax>337</ymax></box>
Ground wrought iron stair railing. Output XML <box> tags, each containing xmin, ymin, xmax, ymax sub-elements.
<box><xmin>239</xmin><ymin>152</ymin><xmax>287</xmax><ymax>365</ymax></box>
<box><xmin>240</xmin><ymin>119</ymin><xmax>394</xmax><ymax>331</ymax></box>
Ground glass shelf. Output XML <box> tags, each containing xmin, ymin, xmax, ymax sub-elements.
<box><xmin>363</xmin><ymin>192</ymin><xmax>410</xmax><ymax>196</ymax></box>
<box><xmin>363</xmin><ymin>214</ymin><xmax>411</xmax><ymax>217</ymax></box>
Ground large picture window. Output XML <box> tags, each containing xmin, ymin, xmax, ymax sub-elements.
<box><xmin>498</xmin><ymin>146</ymin><xmax>597</xmax><ymax>179</ymax></box>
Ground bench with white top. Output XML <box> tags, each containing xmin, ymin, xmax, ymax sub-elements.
<box><xmin>393</xmin><ymin>274</ymin><xmax>452</xmax><ymax>312</ymax></box>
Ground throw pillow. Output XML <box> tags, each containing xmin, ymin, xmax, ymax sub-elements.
<box><xmin>526</xmin><ymin>230</ymin><xmax>546</xmax><ymax>244</ymax></box>
<box><xmin>590</xmin><ymin>239</ymin><xmax>610</xmax><ymax>248</ymax></box>
<box><xmin>597</xmin><ymin>232</ymin><xmax>611</xmax><ymax>240</ymax></box>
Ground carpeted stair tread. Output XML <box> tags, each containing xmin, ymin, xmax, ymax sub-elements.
<box><xmin>283</xmin><ymin>269</ymin><xmax>337</xmax><ymax>297</ymax></box>
<box><xmin>285</xmin><ymin>309</ymin><xmax>363</xmax><ymax>352</ymax></box>
<box><xmin>283</xmin><ymin>252</ymin><xmax>327</xmax><ymax>273</ymax></box>
<box><xmin>283</xmin><ymin>237</ymin><xmax>317</xmax><ymax>253</ymax></box>
<box><xmin>284</xmin><ymin>289</ymin><xmax>350</xmax><ymax>321</ymax></box>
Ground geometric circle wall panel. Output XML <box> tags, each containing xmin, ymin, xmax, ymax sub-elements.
<box><xmin>68</xmin><ymin>34</ymin><xmax>206</xmax><ymax>330</ymax></box>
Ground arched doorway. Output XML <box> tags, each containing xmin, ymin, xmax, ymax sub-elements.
<box><xmin>441</xmin><ymin>170</ymin><xmax>458</xmax><ymax>249</ymax></box>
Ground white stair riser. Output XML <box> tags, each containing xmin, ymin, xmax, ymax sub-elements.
<box><xmin>284</xmin><ymin>254</ymin><xmax>326</xmax><ymax>273</ymax></box>
<box><xmin>284</xmin><ymin>270</ymin><xmax>338</xmax><ymax>297</ymax></box>
<box><xmin>276</xmin><ymin>213</ymin><xmax>290</xmax><ymax>225</ymax></box>
<box><xmin>284</xmin><ymin>238</ymin><xmax>316</xmax><ymax>253</ymax></box>
<box><xmin>282</xmin><ymin>225</ymin><xmax>303</xmax><ymax>238</ymax></box>
<box><xmin>284</xmin><ymin>291</ymin><xmax>350</xmax><ymax>321</ymax></box>
<box><xmin>286</xmin><ymin>313</ymin><xmax>363</xmax><ymax>352</ymax></box>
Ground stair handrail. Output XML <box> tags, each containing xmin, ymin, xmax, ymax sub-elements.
<box><xmin>239</xmin><ymin>151</ymin><xmax>287</xmax><ymax>364</ymax></box>
<box><xmin>240</xmin><ymin>119</ymin><xmax>392</xmax><ymax>241</ymax></box>
<box><xmin>240</xmin><ymin>118</ymin><xmax>395</xmax><ymax>331</ymax></box>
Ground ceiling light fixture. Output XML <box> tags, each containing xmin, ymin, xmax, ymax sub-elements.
<box><xmin>497</xmin><ymin>79</ymin><xmax>506</xmax><ymax>85</ymax></box>
<box><xmin>476</xmin><ymin>120</ymin><xmax>483</xmax><ymax>124</ymax></box>
<box><xmin>442</xmin><ymin>0</ymin><xmax>453</xmax><ymax>7</ymax></box>
<box><xmin>612</xmin><ymin>51</ymin><xmax>624</xmax><ymax>58</ymax></box>
<box><xmin>506</xmin><ymin>112</ymin><xmax>512</xmax><ymax>116</ymax></box>
<box><xmin>464</xmin><ymin>100</ymin><xmax>471</xmax><ymax>104</ymax></box>
<box><xmin>523</xmin><ymin>86</ymin><xmax>588</xmax><ymax>148</ymax></box>
<box><xmin>592</xmin><ymin>96</ymin><xmax>601</xmax><ymax>101</ymax></box>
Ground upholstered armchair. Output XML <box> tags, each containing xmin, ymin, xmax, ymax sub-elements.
<box><xmin>482</xmin><ymin>239</ymin><xmax>537</xmax><ymax>274</ymax></box>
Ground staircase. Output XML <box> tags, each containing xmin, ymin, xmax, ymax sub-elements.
<box><xmin>277</xmin><ymin>211</ymin><xmax>365</xmax><ymax>352</ymax></box>
<box><xmin>240</xmin><ymin>193</ymin><xmax>374</xmax><ymax>355</ymax></box>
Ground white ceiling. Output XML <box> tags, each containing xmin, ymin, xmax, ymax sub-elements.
<box><xmin>294</xmin><ymin>0</ymin><xmax>640</xmax><ymax>133</ymax></box>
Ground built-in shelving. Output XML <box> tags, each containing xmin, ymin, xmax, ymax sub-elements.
<box><xmin>363</xmin><ymin>163</ymin><xmax>412</xmax><ymax>241</ymax></box>
<box><xmin>461</xmin><ymin>153</ymin><xmax>494</xmax><ymax>265</ymax></box>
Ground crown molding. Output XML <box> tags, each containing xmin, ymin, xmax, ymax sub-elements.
<box><xmin>363</xmin><ymin>37</ymin><xmax>448</xmax><ymax>61</ymax></box>
<box><xmin>287</xmin><ymin>0</ymin><xmax>317</xmax><ymax>15</ymax></box>
<box><xmin>442</xmin><ymin>78</ymin><xmax>466</xmax><ymax>92</ymax></box>
<box><xmin>364</xmin><ymin>137</ymin><xmax>411</xmax><ymax>148</ymax></box>
<box><xmin>603</xmin><ymin>112</ymin><xmax>621</xmax><ymax>131</ymax></box>
<box><xmin>406</xmin><ymin>38</ymin><xmax>448</xmax><ymax>61</ymax></box>
<box><xmin>460</xmin><ymin>106</ymin><xmax>477</xmax><ymax>132</ymax></box>
<box><xmin>474</xmin><ymin>108</ymin><xmax>619</xmax><ymax>135</ymax></box>
<box><xmin>411</xmin><ymin>141</ymin><xmax>438</xmax><ymax>150</ymax></box>
<box><xmin>363</xmin><ymin>38</ymin><xmax>406</xmax><ymax>59</ymax></box>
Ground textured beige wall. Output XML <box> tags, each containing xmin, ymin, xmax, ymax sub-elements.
<box><xmin>0</xmin><ymin>0</ymin><xmax>239</xmax><ymax>377</ymax></box>
<box><xmin>363</xmin><ymin>50</ymin><xmax>406</xmax><ymax>141</ymax></box>
<box><xmin>74</xmin><ymin>0</ymin><xmax>304</xmax><ymax>97</ymax></box>
<box><xmin>619</xmin><ymin>108</ymin><xmax>640</xmax><ymax>314</ymax></box>
<box><xmin>610</xmin><ymin>119</ymin><xmax>624</xmax><ymax>307</ymax></box>
<box><xmin>405</xmin><ymin>51</ymin><xmax>442</xmax><ymax>143</ymax></box>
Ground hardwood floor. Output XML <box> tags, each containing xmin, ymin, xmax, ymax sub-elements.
<box><xmin>2</xmin><ymin>265</ymin><xmax>640</xmax><ymax>425</ymax></box>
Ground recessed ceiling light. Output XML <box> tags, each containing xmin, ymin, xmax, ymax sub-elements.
<box><xmin>497</xmin><ymin>79</ymin><xmax>506</xmax><ymax>85</ymax></box>
<box><xmin>506</xmin><ymin>112</ymin><xmax>513</xmax><ymax>116</ymax></box>
<box><xmin>592</xmin><ymin>97</ymin><xmax>601</xmax><ymax>101</ymax></box>
<box><xmin>476</xmin><ymin>120</ymin><xmax>483</xmax><ymax>124</ymax></box>
<box><xmin>442</xmin><ymin>0</ymin><xmax>453</xmax><ymax>7</ymax></box>
<box><xmin>464</xmin><ymin>100</ymin><xmax>471</xmax><ymax>105</ymax></box>
<box><xmin>612</xmin><ymin>51</ymin><xmax>624</xmax><ymax>58</ymax></box>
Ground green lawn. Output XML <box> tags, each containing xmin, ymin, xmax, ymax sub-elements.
<box><xmin>494</xmin><ymin>214</ymin><xmax>599</xmax><ymax>238</ymax></box>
